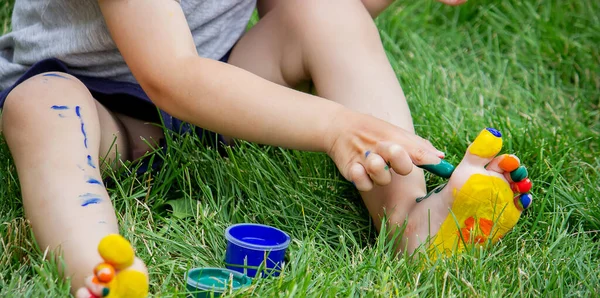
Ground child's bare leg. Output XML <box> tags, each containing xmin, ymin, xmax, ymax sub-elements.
<box><xmin>230</xmin><ymin>0</ymin><xmax>531</xmax><ymax>254</ymax></box>
<box><xmin>230</xmin><ymin>0</ymin><xmax>426</xmax><ymax>240</ymax></box>
<box><xmin>1</xmin><ymin>72</ymin><xmax>147</xmax><ymax>294</ymax></box>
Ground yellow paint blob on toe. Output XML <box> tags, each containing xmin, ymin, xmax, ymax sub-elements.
<box><xmin>469</xmin><ymin>129</ymin><xmax>503</xmax><ymax>158</ymax></box>
<box><xmin>106</xmin><ymin>270</ymin><xmax>149</xmax><ymax>298</ymax></box>
<box><xmin>430</xmin><ymin>174</ymin><xmax>521</xmax><ymax>257</ymax></box>
<box><xmin>98</xmin><ymin>234</ymin><xmax>135</xmax><ymax>270</ymax></box>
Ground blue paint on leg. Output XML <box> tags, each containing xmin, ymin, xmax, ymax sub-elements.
<box><xmin>81</xmin><ymin>198</ymin><xmax>102</xmax><ymax>207</ymax></box>
<box><xmin>75</xmin><ymin>106</ymin><xmax>88</xmax><ymax>148</ymax></box>
<box><xmin>43</xmin><ymin>73</ymin><xmax>69</xmax><ymax>80</ymax></box>
<box><xmin>81</xmin><ymin>122</ymin><xmax>87</xmax><ymax>148</ymax></box>
<box><xmin>87</xmin><ymin>155</ymin><xmax>96</xmax><ymax>168</ymax></box>
<box><xmin>87</xmin><ymin>177</ymin><xmax>102</xmax><ymax>185</ymax></box>
<box><xmin>51</xmin><ymin>105</ymin><xmax>69</xmax><ymax>110</ymax></box>
<box><xmin>79</xmin><ymin>193</ymin><xmax>102</xmax><ymax>207</ymax></box>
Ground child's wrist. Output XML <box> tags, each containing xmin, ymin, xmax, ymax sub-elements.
<box><xmin>321</xmin><ymin>103</ymin><xmax>355</xmax><ymax>155</ymax></box>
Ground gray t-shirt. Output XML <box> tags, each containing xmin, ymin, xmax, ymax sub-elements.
<box><xmin>0</xmin><ymin>0</ymin><xmax>256</xmax><ymax>91</ymax></box>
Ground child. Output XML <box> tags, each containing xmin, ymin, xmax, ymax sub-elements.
<box><xmin>0</xmin><ymin>0</ymin><xmax>531</xmax><ymax>296</ymax></box>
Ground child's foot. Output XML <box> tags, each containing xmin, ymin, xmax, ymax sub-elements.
<box><xmin>407</xmin><ymin>128</ymin><xmax>533</xmax><ymax>255</ymax></box>
<box><xmin>75</xmin><ymin>234</ymin><xmax>149</xmax><ymax>298</ymax></box>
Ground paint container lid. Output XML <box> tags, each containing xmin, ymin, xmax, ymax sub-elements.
<box><xmin>225</xmin><ymin>223</ymin><xmax>290</xmax><ymax>251</ymax></box>
<box><xmin>186</xmin><ymin>267</ymin><xmax>252</xmax><ymax>293</ymax></box>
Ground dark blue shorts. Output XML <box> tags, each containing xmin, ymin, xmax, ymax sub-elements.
<box><xmin>0</xmin><ymin>54</ymin><xmax>231</xmax><ymax>172</ymax></box>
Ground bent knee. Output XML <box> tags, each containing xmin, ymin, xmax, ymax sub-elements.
<box><xmin>1</xmin><ymin>72</ymin><xmax>97</xmax><ymax>138</ymax></box>
<box><xmin>6</xmin><ymin>72</ymin><xmax>91</xmax><ymax>106</ymax></box>
<box><xmin>278</xmin><ymin>0</ymin><xmax>376</xmax><ymax>32</ymax></box>
<box><xmin>3</xmin><ymin>72</ymin><xmax>94</xmax><ymax>126</ymax></box>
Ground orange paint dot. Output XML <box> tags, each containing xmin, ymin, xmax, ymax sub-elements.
<box><xmin>94</xmin><ymin>263</ymin><xmax>116</xmax><ymax>283</ymax></box>
<box><xmin>459</xmin><ymin>228</ymin><xmax>471</xmax><ymax>241</ymax></box>
<box><xmin>474</xmin><ymin>236</ymin><xmax>486</xmax><ymax>244</ymax></box>
<box><xmin>464</xmin><ymin>216</ymin><xmax>475</xmax><ymax>228</ymax></box>
<box><xmin>479</xmin><ymin>218</ymin><xmax>494</xmax><ymax>236</ymax></box>
<box><xmin>498</xmin><ymin>154</ymin><xmax>520</xmax><ymax>172</ymax></box>
<box><xmin>458</xmin><ymin>217</ymin><xmax>477</xmax><ymax>243</ymax></box>
<box><xmin>458</xmin><ymin>217</ymin><xmax>494</xmax><ymax>245</ymax></box>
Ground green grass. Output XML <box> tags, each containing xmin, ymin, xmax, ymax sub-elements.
<box><xmin>1</xmin><ymin>0</ymin><xmax>599</xmax><ymax>296</ymax></box>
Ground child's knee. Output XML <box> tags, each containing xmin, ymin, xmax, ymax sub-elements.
<box><xmin>2</xmin><ymin>72</ymin><xmax>95</xmax><ymax>131</ymax></box>
<box><xmin>276</xmin><ymin>0</ymin><xmax>378</xmax><ymax>41</ymax></box>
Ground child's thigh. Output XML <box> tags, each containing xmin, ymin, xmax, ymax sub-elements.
<box><xmin>113</xmin><ymin>112</ymin><xmax>164</xmax><ymax>161</ymax></box>
<box><xmin>230</xmin><ymin>0</ymin><xmax>371</xmax><ymax>90</ymax></box>
<box><xmin>1</xmin><ymin>72</ymin><xmax>131</xmax><ymax>164</ymax></box>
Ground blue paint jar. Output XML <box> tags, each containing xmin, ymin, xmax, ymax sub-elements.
<box><xmin>224</xmin><ymin>223</ymin><xmax>291</xmax><ymax>277</ymax></box>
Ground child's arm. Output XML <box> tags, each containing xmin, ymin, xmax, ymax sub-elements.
<box><xmin>99</xmin><ymin>0</ymin><xmax>340</xmax><ymax>152</ymax></box>
<box><xmin>98</xmin><ymin>0</ymin><xmax>443</xmax><ymax>178</ymax></box>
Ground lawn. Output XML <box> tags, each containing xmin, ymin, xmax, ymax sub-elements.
<box><xmin>1</xmin><ymin>0</ymin><xmax>599</xmax><ymax>297</ymax></box>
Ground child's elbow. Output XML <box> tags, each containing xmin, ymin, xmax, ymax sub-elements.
<box><xmin>138</xmin><ymin>74</ymin><xmax>170</xmax><ymax>108</ymax></box>
<box><xmin>134</xmin><ymin>56</ymin><xmax>214</xmax><ymax>114</ymax></box>
<box><xmin>134</xmin><ymin>58</ymin><xmax>194</xmax><ymax>109</ymax></box>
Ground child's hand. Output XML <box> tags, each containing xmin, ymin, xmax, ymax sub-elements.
<box><xmin>325</xmin><ymin>108</ymin><xmax>444</xmax><ymax>191</ymax></box>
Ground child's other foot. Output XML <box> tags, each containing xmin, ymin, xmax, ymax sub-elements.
<box><xmin>75</xmin><ymin>234</ymin><xmax>148</xmax><ymax>298</ymax></box>
<box><xmin>407</xmin><ymin>128</ymin><xmax>533</xmax><ymax>255</ymax></box>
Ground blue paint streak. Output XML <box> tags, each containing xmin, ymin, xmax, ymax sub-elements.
<box><xmin>83</xmin><ymin>125</ymin><xmax>87</xmax><ymax>147</ymax></box>
<box><xmin>43</xmin><ymin>73</ymin><xmax>69</xmax><ymax>79</ymax></box>
<box><xmin>87</xmin><ymin>177</ymin><xmax>102</xmax><ymax>185</ymax></box>
<box><xmin>75</xmin><ymin>106</ymin><xmax>88</xmax><ymax>148</ymax></box>
<box><xmin>58</xmin><ymin>114</ymin><xmax>65</xmax><ymax>118</ymax></box>
<box><xmin>81</xmin><ymin>198</ymin><xmax>102</xmax><ymax>207</ymax></box>
<box><xmin>79</xmin><ymin>193</ymin><xmax>102</xmax><ymax>207</ymax></box>
<box><xmin>87</xmin><ymin>155</ymin><xmax>96</xmax><ymax>168</ymax></box>
<box><xmin>51</xmin><ymin>105</ymin><xmax>69</xmax><ymax>110</ymax></box>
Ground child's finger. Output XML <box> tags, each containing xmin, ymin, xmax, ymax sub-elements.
<box><xmin>406</xmin><ymin>143</ymin><xmax>443</xmax><ymax>168</ymax></box>
<box><xmin>383</xmin><ymin>131</ymin><xmax>445</xmax><ymax>174</ymax></box>
<box><xmin>414</xmin><ymin>135</ymin><xmax>446</xmax><ymax>158</ymax></box>
<box><xmin>376</xmin><ymin>143</ymin><xmax>413</xmax><ymax>176</ymax></box>
<box><xmin>350</xmin><ymin>163</ymin><xmax>373</xmax><ymax>191</ymax></box>
<box><xmin>364</xmin><ymin>151</ymin><xmax>392</xmax><ymax>185</ymax></box>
